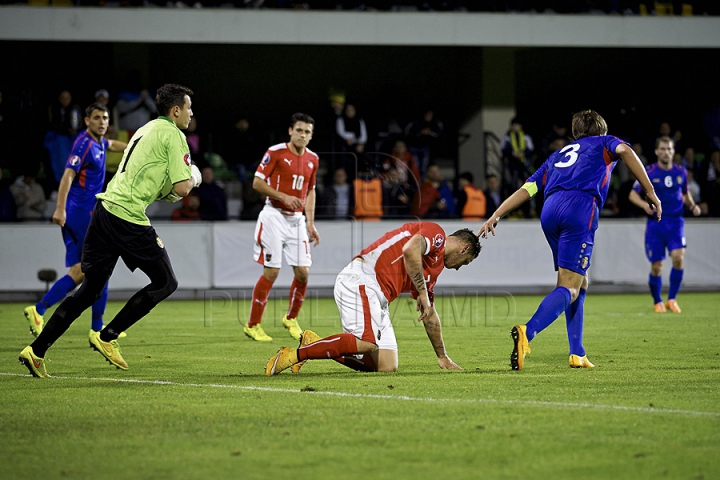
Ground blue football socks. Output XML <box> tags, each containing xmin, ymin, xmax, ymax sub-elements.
<box><xmin>526</xmin><ymin>286</ymin><xmax>572</xmax><ymax>342</ymax></box>
<box><xmin>648</xmin><ymin>273</ymin><xmax>663</xmax><ymax>305</ymax></box>
<box><xmin>668</xmin><ymin>268</ymin><xmax>683</xmax><ymax>300</ymax></box>
<box><xmin>36</xmin><ymin>275</ymin><xmax>78</xmax><ymax>315</ymax></box>
<box><xmin>565</xmin><ymin>288</ymin><xmax>587</xmax><ymax>356</ymax></box>
<box><xmin>91</xmin><ymin>283</ymin><xmax>109</xmax><ymax>332</ymax></box>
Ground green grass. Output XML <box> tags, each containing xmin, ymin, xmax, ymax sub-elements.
<box><xmin>1</xmin><ymin>292</ymin><xmax>719</xmax><ymax>480</ymax></box>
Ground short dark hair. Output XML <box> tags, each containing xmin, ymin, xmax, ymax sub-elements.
<box><xmin>156</xmin><ymin>84</ymin><xmax>193</xmax><ymax>117</ymax></box>
<box><xmin>459</xmin><ymin>171</ymin><xmax>474</xmax><ymax>183</ymax></box>
<box><xmin>290</xmin><ymin>112</ymin><xmax>314</xmax><ymax>129</ymax></box>
<box><xmin>571</xmin><ymin>109</ymin><xmax>608</xmax><ymax>139</ymax></box>
<box><xmin>655</xmin><ymin>135</ymin><xmax>674</xmax><ymax>149</ymax></box>
<box><xmin>85</xmin><ymin>103</ymin><xmax>109</xmax><ymax>118</ymax></box>
<box><xmin>450</xmin><ymin>228</ymin><xmax>482</xmax><ymax>260</ymax></box>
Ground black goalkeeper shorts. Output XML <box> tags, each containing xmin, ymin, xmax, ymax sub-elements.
<box><xmin>81</xmin><ymin>202</ymin><xmax>170</xmax><ymax>273</ymax></box>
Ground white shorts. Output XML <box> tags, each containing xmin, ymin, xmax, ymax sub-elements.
<box><xmin>253</xmin><ymin>206</ymin><xmax>312</xmax><ymax>269</ymax></box>
<box><xmin>334</xmin><ymin>259</ymin><xmax>397</xmax><ymax>351</ymax></box>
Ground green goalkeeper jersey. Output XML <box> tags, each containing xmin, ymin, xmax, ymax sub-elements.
<box><xmin>97</xmin><ymin>116</ymin><xmax>192</xmax><ymax>226</ymax></box>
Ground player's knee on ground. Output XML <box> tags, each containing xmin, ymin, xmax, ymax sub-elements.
<box><xmin>375</xmin><ymin>349</ymin><xmax>398</xmax><ymax>372</ymax></box>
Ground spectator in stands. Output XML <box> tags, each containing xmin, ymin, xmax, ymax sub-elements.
<box><xmin>381</xmin><ymin>166</ymin><xmax>411</xmax><ymax>218</ymax></box>
<box><xmin>319</xmin><ymin>167</ymin><xmax>353</xmax><ymax>219</ymax></box>
<box><xmin>647</xmin><ymin>121</ymin><xmax>683</xmax><ymax>163</ymax></box>
<box><xmin>184</xmin><ymin>116</ymin><xmax>203</xmax><ymax>159</ymax></box>
<box><xmin>500</xmin><ymin>116</ymin><xmax>534</xmax><ymax>192</ymax></box>
<box><xmin>411</xmin><ymin>163</ymin><xmax>455</xmax><ymax>218</ymax></box>
<box><xmin>114</xmin><ymin>72</ymin><xmax>157</xmax><ymax>135</ymax></box>
<box><xmin>337</xmin><ymin>103</ymin><xmax>368</xmax><ymax>154</ymax></box>
<box><xmin>387</xmin><ymin>139</ymin><xmax>421</xmax><ymax>191</ymax></box>
<box><xmin>44</xmin><ymin>89</ymin><xmax>81</xmax><ymax>187</ymax></box>
<box><xmin>540</xmin><ymin>118</ymin><xmax>571</xmax><ymax>160</ymax></box>
<box><xmin>484</xmin><ymin>173</ymin><xmax>503</xmax><ymax>215</ymax></box>
<box><xmin>196</xmin><ymin>166</ymin><xmax>228</xmax><ymax>220</ymax></box>
<box><xmin>700</xmin><ymin>148</ymin><xmax>720</xmax><ymax>214</ymax></box>
<box><xmin>702</xmin><ymin>150</ymin><xmax>720</xmax><ymax>216</ymax></box>
<box><xmin>404</xmin><ymin>108</ymin><xmax>444</xmax><ymax>178</ymax></box>
<box><xmin>94</xmin><ymin>89</ymin><xmax>110</xmax><ymax>108</ymax></box>
<box><xmin>456</xmin><ymin>171</ymin><xmax>486</xmax><ymax>220</ymax></box>
<box><xmin>0</xmin><ymin>167</ymin><xmax>17</xmax><ymax>222</ymax></box>
<box><xmin>10</xmin><ymin>165</ymin><xmax>46</xmax><ymax>220</ymax></box>
<box><xmin>702</xmin><ymin>105</ymin><xmax>720</xmax><ymax>150</ymax></box>
<box><xmin>218</xmin><ymin>116</ymin><xmax>258</xmax><ymax>182</ymax></box>
<box><xmin>679</xmin><ymin>146</ymin><xmax>700</xmax><ymax>179</ymax></box>
<box><xmin>353</xmin><ymin>171</ymin><xmax>383</xmax><ymax>220</ymax></box>
<box><xmin>171</xmin><ymin>192</ymin><xmax>201</xmax><ymax>222</ymax></box>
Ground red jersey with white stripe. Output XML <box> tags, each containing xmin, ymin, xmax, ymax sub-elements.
<box><xmin>255</xmin><ymin>142</ymin><xmax>319</xmax><ymax>214</ymax></box>
<box><xmin>356</xmin><ymin>222</ymin><xmax>446</xmax><ymax>304</ymax></box>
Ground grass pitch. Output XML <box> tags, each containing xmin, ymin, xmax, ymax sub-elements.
<box><xmin>1</xmin><ymin>292</ymin><xmax>718</xmax><ymax>480</ymax></box>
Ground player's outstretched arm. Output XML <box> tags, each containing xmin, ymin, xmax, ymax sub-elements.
<box><xmin>422</xmin><ymin>310</ymin><xmax>462</xmax><ymax>370</ymax></box>
<box><xmin>617</xmin><ymin>144</ymin><xmax>662</xmax><ymax>221</ymax></box>
<box><xmin>478</xmin><ymin>187</ymin><xmax>531</xmax><ymax>238</ymax></box>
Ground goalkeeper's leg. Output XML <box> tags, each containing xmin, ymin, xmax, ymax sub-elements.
<box><xmin>100</xmin><ymin>254</ymin><xmax>177</xmax><ymax>342</ymax></box>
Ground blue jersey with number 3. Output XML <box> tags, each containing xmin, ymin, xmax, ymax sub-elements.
<box><xmin>528</xmin><ymin>135</ymin><xmax>627</xmax><ymax>206</ymax></box>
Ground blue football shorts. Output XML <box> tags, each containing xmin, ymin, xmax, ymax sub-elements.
<box><xmin>644</xmin><ymin>216</ymin><xmax>686</xmax><ymax>262</ymax></box>
<box><xmin>540</xmin><ymin>191</ymin><xmax>598</xmax><ymax>276</ymax></box>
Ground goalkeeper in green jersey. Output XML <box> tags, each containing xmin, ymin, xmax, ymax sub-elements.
<box><xmin>20</xmin><ymin>84</ymin><xmax>202</xmax><ymax>378</ymax></box>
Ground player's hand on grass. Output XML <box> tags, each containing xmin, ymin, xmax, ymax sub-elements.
<box><xmin>438</xmin><ymin>355</ymin><xmax>462</xmax><ymax>370</ymax></box>
<box><xmin>308</xmin><ymin>224</ymin><xmax>321</xmax><ymax>246</ymax></box>
<box><xmin>52</xmin><ymin>208</ymin><xmax>66</xmax><ymax>227</ymax></box>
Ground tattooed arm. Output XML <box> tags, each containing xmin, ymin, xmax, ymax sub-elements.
<box><xmin>422</xmin><ymin>308</ymin><xmax>462</xmax><ymax>370</ymax></box>
<box><xmin>402</xmin><ymin>234</ymin><xmax>462</xmax><ymax>370</ymax></box>
<box><xmin>402</xmin><ymin>234</ymin><xmax>432</xmax><ymax>322</ymax></box>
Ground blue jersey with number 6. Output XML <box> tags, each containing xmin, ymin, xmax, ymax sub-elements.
<box><xmin>528</xmin><ymin>135</ymin><xmax>628</xmax><ymax>206</ymax></box>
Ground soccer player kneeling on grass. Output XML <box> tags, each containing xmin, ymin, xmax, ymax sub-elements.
<box><xmin>265</xmin><ymin>223</ymin><xmax>481</xmax><ymax>375</ymax></box>
<box><xmin>19</xmin><ymin>84</ymin><xmax>201</xmax><ymax>378</ymax></box>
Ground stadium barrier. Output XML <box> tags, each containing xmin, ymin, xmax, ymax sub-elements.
<box><xmin>1</xmin><ymin>220</ymin><xmax>718</xmax><ymax>295</ymax></box>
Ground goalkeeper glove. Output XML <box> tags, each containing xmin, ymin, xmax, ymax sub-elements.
<box><xmin>190</xmin><ymin>164</ymin><xmax>202</xmax><ymax>187</ymax></box>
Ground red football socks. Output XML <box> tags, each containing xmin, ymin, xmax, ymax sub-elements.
<box><xmin>247</xmin><ymin>275</ymin><xmax>274</xmax><ymax>328</ymax></box>
<box><xmin>286</xmin><ymin>277</ymin><xmax>308</xmax><ymax>320</ymax></box>
<box><xmin>297</xmin><ymin>333</ymin><xmax>358</xmax><ymax>361</ymax></box>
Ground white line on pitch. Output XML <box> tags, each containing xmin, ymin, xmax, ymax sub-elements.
<box><xmin>1</xmin><ymin>372</ymin><xmax>718</xmax><ymax>417</ymax></box>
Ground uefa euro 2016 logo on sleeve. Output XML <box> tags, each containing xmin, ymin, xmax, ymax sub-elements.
<box><xmin>183</xmin><ymin>153</ymin><xmax>191</xmax><ymax>166</ymax></box>
<box><xmin>433</xmin><ymin>234</ymin><xmax>444</xmax><ymax>248</ymax></box>
<box><xmin>70</xmin><ymin>155</ymin><xmax>81</xmax><ymax>166</ymax></box>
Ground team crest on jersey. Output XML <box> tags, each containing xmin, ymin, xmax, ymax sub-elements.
<box><xmin>308</xmin><ymin>162</ymin><xmax>313</xmax><ymax>169</ymax></box>
<box><xmin>156</xmin><ymin>237</ymin><xmax>165</xmax><ymax>249</ymax></box>
<box><xmin>70</xmin><ymin>155</ymin><xmax>81</xmax><ymax>166</ymax></box>
<box><xmin>265</xmin><ymin>253</ymin><xmax>272</xmax><ymax>263</ymax></box>
<box><xmin>677</xmin><ymin>175</ymin><xmax>683</xmax><ymax>184</ymax></box>
<box><xmin>183</xmin><ymin>153</ymin><xmax>191</xmax><ymax>166</ymax></box>
<box><xmin>433</xmin><ymin>234</ymin><xmax>444</xmax><ymax>248</ymax></box>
